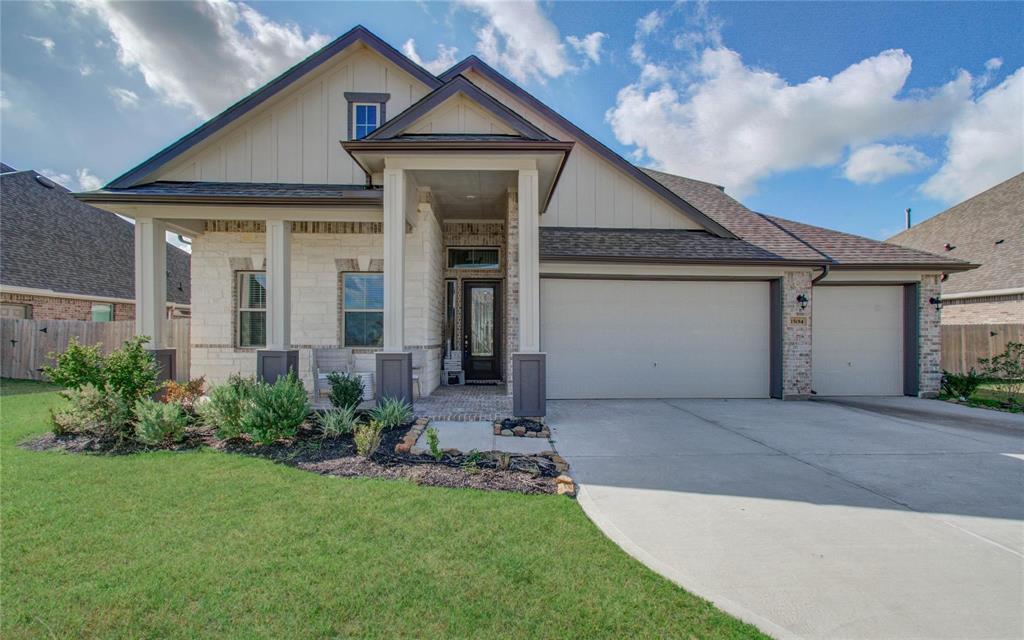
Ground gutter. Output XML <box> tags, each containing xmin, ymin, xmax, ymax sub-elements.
<box><xmin>811</xmin><ymin>264</ymin><xmax>831</xmax><ymax>284</ymax></box>
<box><xmin>74</xmin><ymin>193</ymin><xmax>383</xmax><ymax>207</ymax></box>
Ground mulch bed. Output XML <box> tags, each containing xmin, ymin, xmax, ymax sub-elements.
<box><xmin>22</xmin><ymin>421</ymin><xmax>561</xmax><ymax>495</ymax></box>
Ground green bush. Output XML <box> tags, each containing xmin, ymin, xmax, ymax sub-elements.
<box><xmin>425</xmin><ymin>426</ymin><xmax>442</xmax><ymax>461</ymax></box>
<box><xmin>979</xmin><ymin>341</ymin><xmax>1024</xmax><ymax>404</ymax></box>
<box><xmin>369</xmin><ymin>396</ymin><xmax>413</xmax><ymax>430</ymax></box>
<box><xmin>198</xmin><ymin>375</ymin><xmax>257</xmax><ymax>440</ymax></box>
<box><xmin>941</xmin><ymin>369</ymin><xmax>983</xmax><ymax>400</ymax></box>
<box><xmin>319</xmin><ymin>406</ymin><xmax>358</xmax><ymax>437</ymax></box>
<box><xmin>42</xmin><ymin>337</ymin><xmax>106</xmax><ymax>390</ymax></box>
<box><xmin>134</xmin><ymin>399</ymin><xmax>187</xmax><ymax>446</ymax></box>
<box><xmin>326</xmin><ymin>372</ymin><xmax>364</xmax><ymax>410</ymax></box>
<box><xmin>353</xmin><ymin>420</ymin><xmax>385</xmax><ymax>458</ymax></box>
<box><xmin>50</xmin><ymin>384</ymin><xmax>134</xmax><ymax>442</ymax></box>
<box><xmin>240</xmin><ymin>373</ymin><xmax>310</xmax><ymax>445</ymax></box>
<box><xmin>105</xmin><ymin>336</ymin><xmax>160</xmax><ymax>406</ymax></box>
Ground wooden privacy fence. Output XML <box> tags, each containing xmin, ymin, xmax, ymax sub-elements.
<box><xmin>942</xmin><ymin>323</ymin><xmax>1024</xmax><ymax>374</ymax></box>
<box><xmin>0</xmin><ymin>319</ymin><xmax>189</xmax><ymax>381</ymax></box>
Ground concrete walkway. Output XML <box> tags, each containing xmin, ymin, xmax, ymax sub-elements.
<box><xmin>549</xmin><ymin>397</ymin><xmax>1024</xmax><ymax>639</ymax></box>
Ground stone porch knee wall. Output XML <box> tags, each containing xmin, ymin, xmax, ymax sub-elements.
<box><xmin>0</xmin><ymin>292</ymin><xmax>134</xmax><ymax>321</ymax></box>
<box><xmin>941</xmin><ymin>297</ymin><xmax>1024</xmax><ymax>325</ymax></box>
<box><xmin>918</xmin><ymin>274</ymin><xmax>942</xmax><ymax>397</ymax></box>
<box><xmin>783</xmin><ymin>271</ymin><xmax>813</xmax><ymax>399</ymax></box>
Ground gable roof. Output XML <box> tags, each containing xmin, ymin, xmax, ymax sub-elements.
<box><xmin>1</xmin><ymin>169</ymin><xmax>191</xmax><ymax>303</ymax></box>
<box><xmin>106</xmin><ymin>25</ymin><xmax>441</xmax><ymax>189</ymax></box>
<box><xmin>887</xmin><ymin>173</ymin><xmax>1023</xmax><ymax>293</ymax></box>
<box><xmin>365</xmin><ymin>75</ymin><xmax>554</xmax><ymax>141</ymax></box>
<box><xmin>439</xmin><ymin>56</ymin><xmax>736</xmax><ymax>239</ymax></box>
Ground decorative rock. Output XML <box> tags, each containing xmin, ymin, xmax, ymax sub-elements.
<box><xmin>540</xmin><ymin>450</ymin><xmax>556</xmax><ymax>457</ymax></box>
<box><xmin>525</xmin><ymin>432</ymin><xmax>537</xmax><ymax>438</ymax></box>
<box><xmin>557</xmin><ymin>482</ymin><xmax>576</xmax><ymax>496</ymax></box>
<box><xmin>550</xmin><ymin>455</ymin><xmax>566</xmax><ymax>465</ymax></box>
<box><xmin>395</xmin><ymin>442</ymin><xmax>411</xmax><ymax>454</ymax></box>
<box><xmin>500</xmin><ymin>429</ymin><xmax>513</xmax><ymax>437</ymax></box>
<box><xmin>512</xmin><ymin>426</ymin><xmax>526</xmax><ymax>436</ymax></box>
<box><xmin>540</xmin><ymin>430</ymin><xmax>550</xmax><ymax>438</ymax></box>
<box><xmin>554</xmin><ymin>462</ymin><xmax>569</xmax><ymax>473</ymax></box>
<box><xmin>493</xmin><ymin>425</ymin><xmax>502</xmax><ymax>436</ymax></box>
<box><xmin>555</xmin><ymin>474</ymin><xmax>573</xmax><ymax>485</ymax></box>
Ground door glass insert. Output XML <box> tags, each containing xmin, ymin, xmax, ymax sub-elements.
<box><xmin>470</xmin><ymin>287</ymin><xmax>494</xmax><ymax>356</ymax></box>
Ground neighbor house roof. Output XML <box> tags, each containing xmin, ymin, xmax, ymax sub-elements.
<box><xmin>886</xmin><ymin>173</ymin><xmax>1023</xmax><ymax>293</ymax></box>
<box><xmin>1</xmin><ymin>169</ymin><xmax>190</xmax><ymax>304</ymax></box>
<box><xmin>539</xmin><ymin>227</ymin><xmax>799</xmax><ymax>264</ymax></box>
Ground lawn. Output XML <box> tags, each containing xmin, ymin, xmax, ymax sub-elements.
<box><xmin>1</xmin><ymin>379</ymin><xmax>764</xmax><ymax>639</ymax></box>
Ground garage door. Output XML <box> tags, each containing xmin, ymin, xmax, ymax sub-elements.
<box><xmin>812</xmin><ymin>286</ymin><xmax>903</xmax><ymax>396</ymax></box>
<box><xmin>540</xmin><ymin>279</ymin><xmax>771</xmax><ymax>399</ymax></box>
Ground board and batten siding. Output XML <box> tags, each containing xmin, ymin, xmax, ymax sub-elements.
<box><xmin>407</xmin><ymin>94</ymin><xmax>517</xmax><ymax>135</ymax></box>
<box><xmin>153</xmin><ymin>46</ymin><xmax>432</xmax><ymax>186</ymax></box>
<box><xmin>464</xmin><ymin>70</ymin><xmax>703</xmax><ymax>231</ymax></box>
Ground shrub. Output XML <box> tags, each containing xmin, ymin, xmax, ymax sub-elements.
<box><xmin>979</xmin><ymin>342</ymin><xmax>1024</xmax><ymax>404</ymax></box>
<box><xmin>163</xmin><ymin>377</ymin><xmax>206</xmax><ymax>413</ymax></box>
<box><xmin>240</xmin><ymin>373</ymin><xmax>310</xmax><ymax>445</ymax></box>
<box><xmin>425</xmin><ymin>426</ymin><xmax>442</xmax><ymax>461</ymax></box>
<box><xmin>50</xmin><ymin>384</ymin><xmax>134</xmax><ymax>442</ymax></box>
<box><xmin>198</xmin><ymin>375</ymin><xmax>257</xmax><ymax>440</ymax></box>
<box><xmin>326</xmin><ymin>372</ymin><xmax>364</xmax><ymax>410</ymax></box>
<box><xmin>105</xmin><ymin>336</ymin><xmax>160</xmax><ymax>406</ymax></box>
<box><xmin>42</xmin><ymin>337</ymin><xmax>106</xmax><ymax>390</ymax></box>
<box><xmin>135</xmin><ymin>399</ymin><xmax>188</xmax><ymax>446</ymax></box>
<box><xmin>353</xmin><ymin>420</ymin><xmax>385</xmax><ymax>458</ymax></box>
<box><xmin>319</xmin><ymin>406</ymin><xmax>357</xmax><ymax>437</ymax></box>
<box><xmin>941</xmin><ymin>369</ymin><xmax>983</xmax><ymax>400</ymax></box>
<box><xmin>369</xmin><ymin>396</ymin><xmax>413</xmax><ymax>430</ymax></box>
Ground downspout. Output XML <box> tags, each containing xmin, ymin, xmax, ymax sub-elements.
<box><xmin>811</xmin><ymin>263</ymin><xmax>830</xmax><ymax>285</ymax></box>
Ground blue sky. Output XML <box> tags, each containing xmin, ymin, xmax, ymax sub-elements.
<box><xmin>2</xmin><ymin>1</ymin><xmax>1021</xmax><ymax>240</ymax></box>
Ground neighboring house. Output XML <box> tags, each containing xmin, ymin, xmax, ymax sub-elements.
<box><xmin>888</xmin><ymin>173</ymin><xmax>1023</xmax><ymax>325</ymax></box>
<box><xmin>76</xmin><ymin>26</ymin><xmax>972</xmax><ymax>409</ymax></box>
<box><xmin>1</xmin><ymin>164</ymin><xmax>191</xmax><ymax>321</ymax></box>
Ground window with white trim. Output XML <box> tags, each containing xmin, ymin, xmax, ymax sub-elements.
<box><xmin>343</xmin><ymin>273</ymin><xmax>384</xmax><ymax>347</ymax></box>
<box><xmin>353</xmin><ymin>103</ymin><xmax>380</xmax><ymax>139</ymax></box>
<box><xmin>237</xmin><ymin>271</ymin><xmax>267</xmax><ymax>348</ymax></box>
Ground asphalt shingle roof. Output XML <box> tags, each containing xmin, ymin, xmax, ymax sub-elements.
<box><xmin>1</xmin><ymin>170</ymin><xmax>190</xmax><ymax>303</ymax></box>
<box><xmin>86</xmin><ymin>181</ymin><xmax>377</xmax><ymax>200</ymax></box>
<box><xmin>887</xmin><ymin>173</ymin><xmax>1023</xmax><ymax>293</ymax></box>
<box><xmin>539</xmin><ymin>227</ymin><xmax>784</xmax><ymax>263</ymax></box>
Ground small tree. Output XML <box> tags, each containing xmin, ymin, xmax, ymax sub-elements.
<box><xmin>105</xmin><ymin>336</ymin><xmax>161</xmax><ymax>406</ymax></box>
<box><xmin>42</xmin><ymin>337</ymin><xmax>106</xmax><ymax>389</ymax></box>
<box><xmin>978</xmin><ymin>342</ymin><xmax>1024</xmax><ymax>404</ymax></box>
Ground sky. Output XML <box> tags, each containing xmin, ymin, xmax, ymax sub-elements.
<box><xmin>1</xmin><ymin>0</ymin><xmax>1021</xmax><ymax>242</ymax></box>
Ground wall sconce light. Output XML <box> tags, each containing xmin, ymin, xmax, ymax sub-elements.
<box><xmin>929</xmin><ymin>296</ymin><xmax>943</xmax><ymax>310</ymax></box>
<box><xmin>796</xmin><ymin>294</ymin><xmax>808</xmax><ymax>310</ymax></box>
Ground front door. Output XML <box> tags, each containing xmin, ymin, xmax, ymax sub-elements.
<box><xmin>462</xmin><ymin>280</ymin><xmax>501</xmax><ymax>381</ymax></box>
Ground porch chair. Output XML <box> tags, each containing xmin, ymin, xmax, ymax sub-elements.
<box><xmin>312</xmin><ymin>348</ymin><xmax>353</xmax><ymax>404</ymax></box>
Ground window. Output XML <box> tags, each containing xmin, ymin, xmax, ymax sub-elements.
<box><xmin>447</xmin><ymin>247</ymin><xmax>500</xmax><ymax>270</ymax></box>
<box><xmin>353</xmin><ymin>103</ymin><xmax>379</xmax><ymax>139</ymax></box>
<box><xmin>0</xmin><ymin>303</ymin><xmax>31</xmax><ymax>319</ymax></box>
<box><xmin>237</xmin><ymin>272</ymin><xmax>267</xmax><ymax>348</ymax></box>
<box><xmin>343</xmin><ymin>273</ymin><xmax>384</xmax><ymax>347</ymax></box>
<box><xmin>91</xmin><ymin>303</ymin><xmax>113</xmax><ymax>322</ymax></box>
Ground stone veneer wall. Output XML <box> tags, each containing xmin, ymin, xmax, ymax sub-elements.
<box><xmin>0</xmin><ymin>292</ymin><xmax>134</xmax><ymax>321</ymax></box>
<box><xmin>190</xmin><ymin>211</ymin><xmax>443</xmax><ymax>397</ymax></box>
<box><xmin>918</xmin><ymin>274</ymin><xmax>943</xmax><ymax>397</ymax></box>
<box><xmin>782</xmin><ymin>271</ymin><xmax>813</xmax><ymax>399</ymax></box>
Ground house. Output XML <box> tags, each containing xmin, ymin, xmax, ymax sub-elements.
<box><xmin>76</xmin><ymin>26</ymin><xmax>973</xmax><ymax>412</ymax></box>
<box><xmin>888</xmin><ymin>173</ymin><xmax>1023</xmax><ymax>325</ymax></box>
<box><xmin>1</xmin><ymin>164</ymin><xmax>191</xmax><ymax>321</ymax></box>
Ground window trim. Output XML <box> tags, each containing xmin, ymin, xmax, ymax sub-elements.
<box><xmin>446</xmin><ymin>246</ymin><xmax>502</xmax><ymax>270</ymax></box>
<box><xmin>345</xmin><ymin>92</ymin><xmax>389</xmax><ymax>140</ymax></box>
<box><xmin>341</xmin><ymin>271</ymin><xmax>385</xmax><ymax>348</ymax></box>
<box><xmin>236</xmin><ymin>270</ymin><xmax>267</xmax><ymax>349</ymax></box>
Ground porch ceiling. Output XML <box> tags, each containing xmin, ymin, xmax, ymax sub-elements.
<box><xmin>413</xmin><ymin>169</ymin><xmax>514</xmax><ymax>220</ymax></box>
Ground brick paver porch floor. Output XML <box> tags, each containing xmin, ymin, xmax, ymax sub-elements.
<box><xmin>414</xmin><ymin>384</ymin><xmax>512</xmax><ymax>421</ymax></box>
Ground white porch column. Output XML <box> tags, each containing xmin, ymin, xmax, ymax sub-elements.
<box><xmin>265</xmin><ymin>219</ymin><xmax>292</xmax><ymax>351</ymax></box>
<box><xmin>134</xmin><ymin>217</ymin><xmax>167</xmax><ymax>348</ymax></box>
<box><xmin>517</xmin><ymin>169</ymin><xmax>540</xmax><ymax>352</ymax></box>
<box><xmin>383</xmin><ymin>167</ymin><xmax>406</xmax><ymax>351</ymax></box>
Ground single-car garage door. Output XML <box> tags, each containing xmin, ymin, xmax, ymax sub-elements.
<box><xmin>812</xmin><ymin>286</ymin><xmax>904</xmax><ymax>396</ymax></box>
<box><xmin>540</xmin><ymin>279</ymin><xmax>771</xmax><ymax>399</ymax></box>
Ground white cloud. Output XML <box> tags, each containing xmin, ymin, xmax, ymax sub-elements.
<box><xmin>460</xmin><ymin>0</ymin><xmax>574</xmax><ymax>83</ymax></box>
<box><xmin>843</xmin><ymin>144</ymin><xmax>932</xmax><ymax>184</ymax></box>
<box><xmin>567</xmin><ymin>32</ymin><xmax>607</xmax><ymax>65</ymax></box>
<box><xmin>109</xmin><ymin>86</ymin><xmax>139</xmax><ymax>108</ymax></box>
<box><xmin>26</xmin><ymin>35</ymin><xmax>56</xmax><ymax>55</ymax></box>
<box><xmin>985</xmin><ymin>57</ymin><xmax>1003</xmax><ymax>72</ymax></box>
<box><xmin>76</xmin><ymin>168</ymin><xmax>104</xmax><ymax>191</ymax></box>
<box><xmin>40</xmin><ymin>169</ymin><xmax>74</xmax><ymax>187</ymax></box>
<box><xmin>0</xmin><ymin>91</ymin><xmax>10</xmax><ymax>110</ymax></box>
<box><xmin>637</xmin><ymin>10</ymin><xmax>664</xmax><ymax>36</ymax></box>
<box><xmin>402</xmin><ymin>38</ymin><xmax>459</xmax><ymax>74</ymax></box>
<box><xmin>75</xmin><ymin>0</ymin><xmax>328</xmax><ymax>118</ymax></box>
<box><xmin>79</xmin><ymin>63</ymin><xmax>94</xmax><ymax>76</ymax></box>
<box><xmin>921</xmin><ymin>67</ymin><xmax>1024</xmax><ymax>202</ymax></box>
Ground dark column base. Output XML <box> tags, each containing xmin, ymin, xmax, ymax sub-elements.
<box><xmin>783</xmin><ymin>393</ymin><xmax>810</xmax><ymax>401</ymax></box>
<box><xmin>513</xmin><ymin>352</ymin><xmax>546</xmax><ymax>417</ymax></box>
<box><xmin>376</xmin><ymin>351</ymin><xmax>413</xmax><ymax>406</ymax></box>
<box><xmin>257</xmin><ymin>350</ymin><xmax>299</xmax><ymax>384</ymax></box>
<box><xmin>149</xmin><ymin>348</ymin><xmax>177</xmax><ymax>384</ymax></box>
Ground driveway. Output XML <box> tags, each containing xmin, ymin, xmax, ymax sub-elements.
<box><xmin>549</xmin><ymin>397</ymin><xmax>1024</xmax><ymax>639</ymax></box>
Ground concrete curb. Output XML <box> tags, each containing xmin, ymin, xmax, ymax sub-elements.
<box><xmin>575</xmin><ymin>482</ymin><xmax>798</xmax><ymax>640</ymax></box>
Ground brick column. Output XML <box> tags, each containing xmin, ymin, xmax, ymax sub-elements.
<box><xmin>783</xmin><ymin>270</ymin><xmax>813</xmax><ymax>399</ymax></box>
<box><xmin>918</xmin><ymin>274</ymin><xmax>942</xmax><ymax>397</ymax></box>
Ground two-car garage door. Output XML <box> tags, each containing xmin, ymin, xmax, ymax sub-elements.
<box><xmin>541</xmin><ymin>279</ymin><xmax>771</xmax><ymax>399</ymax></box>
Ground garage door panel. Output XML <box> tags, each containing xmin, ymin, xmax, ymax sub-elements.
<box><xmin>541</xmin><ymin>279</ymin><xmax>770</xmax><ymax>399</ymax></box>
<box><xmin>812</xmin><ymin>286</ymin><xmax>903</xmax><ymax>396</ymax></box>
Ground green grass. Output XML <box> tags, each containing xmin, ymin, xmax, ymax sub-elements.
<box><xmin>1</xmin><ymin>379</ymin><xmax>764</xmax><ymax>639</ymax></box>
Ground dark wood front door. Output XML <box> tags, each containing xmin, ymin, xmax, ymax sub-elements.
<box><xmin>462</xmin><ymin>280</ymin><xmax>501</xmax><ymax>381</ymax></box>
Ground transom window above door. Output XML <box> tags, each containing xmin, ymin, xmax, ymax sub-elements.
<box><xmin>353</xmin><ymin>103</ymin><xmax>379</xmax><ymax>139</ymax></box>
<box><xmin>447</xmin><ymin>247</ymin><xmax>500</xmax><ymax>270</ymax></box>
